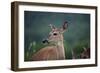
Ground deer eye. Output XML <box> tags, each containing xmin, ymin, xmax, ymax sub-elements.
<box><xmin>53</xmin><ymin>33</ymin><xmax>57</xmax><ymax>36</ymax></box>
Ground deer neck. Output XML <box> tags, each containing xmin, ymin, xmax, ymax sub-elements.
<box><xmin>56</xmin><ymin>39</ymin><xmax>65</xmax><ymax>59</ymax></box>
<box><xmin>57</xmin><ymin>40</ymin><xmax>64</xmax><ymax>49</ymax></box>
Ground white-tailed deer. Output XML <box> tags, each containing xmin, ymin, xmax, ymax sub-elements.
<box><xmin>72</xmin><ymin>47</ymin><xmax>90</xmax><ymax>59</ymax></box>
<box><xmin>80</xmin><ymin>47</ymin><xmax>90</xmax><ymax>58</ymax></box>
<box><xmin>31</xmin><ymin>22</ymin><xmax>68</xmax><ymax>61</ymax></box>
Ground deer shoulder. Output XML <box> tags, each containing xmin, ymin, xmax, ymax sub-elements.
<box><xmin>31</xmin><ymin>46</ymin><xmax>59</xmax><ymax>61</ymax></box>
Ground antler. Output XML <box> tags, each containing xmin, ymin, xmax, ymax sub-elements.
<box><xmin>49</xmin><ymin>24</ymin><xmax>56</xmax><ymax>29</ymax></box>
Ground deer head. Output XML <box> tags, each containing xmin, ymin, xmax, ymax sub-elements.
<box><xmin>42</xmin><ymin>22</ymin><xmax>68</xmax><ymax>45</ymax></box>
<box><xmin>80</xmin><ymin>47</ymin><xmax>90</xmax><ymax>59</ymax></box>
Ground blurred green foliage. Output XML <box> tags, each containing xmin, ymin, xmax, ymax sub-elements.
<box><xmin>24</xmin><ymin>11</ymin><xmax>90</xmax><ymax>61</ymax></box>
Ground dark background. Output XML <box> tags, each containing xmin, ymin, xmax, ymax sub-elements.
<box><xmin>24</xmin><ymin>11</ymin><xmax>90</xmax><ymax>61</ymax></box>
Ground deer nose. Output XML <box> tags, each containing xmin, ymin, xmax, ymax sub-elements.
<box><xmin>42</xmin><ymin>39</ymin><xmax>49</xmax><ymax>44</ymax></box>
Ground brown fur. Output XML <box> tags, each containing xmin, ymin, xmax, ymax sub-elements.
<box><xmin>32</xmin><ymin>46</ymin><xmax>62</xmax><ymax>61</ymax></box>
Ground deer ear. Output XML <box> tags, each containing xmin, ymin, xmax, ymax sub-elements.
<box><xmin>63</xmin><ymin>21</ymin><xmax>68</xmax><ymax>30</ymax></box>
<box><xmin>60</xmin><ymin>21</ymin><xmax>68</xmax><ymax>33</ymax></box>
<box><xmin>49</xmin><ymin>24</ymin><xmax>56</xmax><ymax>30</ymax></box>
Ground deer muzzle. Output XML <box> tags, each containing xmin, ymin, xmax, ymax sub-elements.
<box><xmin>42</xmin><ymin>39</ymin><xmax>49</xmax><ymax>44</ymax></box>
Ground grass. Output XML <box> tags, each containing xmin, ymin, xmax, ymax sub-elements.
<box><xmin>24</xmin><ymin>40</ymin><xmax>90</xmax><ymax>61</ymax></box>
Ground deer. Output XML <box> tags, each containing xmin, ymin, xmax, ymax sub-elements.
<box><xmin>80</xmin><ymin>47</ymin><xmax>90</xmax><ymax>59</ymax></box>
<box><xmin>31</xmin><ymin>22</ymin><xmax>68</xmax><ymax>61</ymax></box>
<box><xmin>72</xmin><ymin>47</ymin><xmax>90</xmax><ymax>59</ymax></box>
